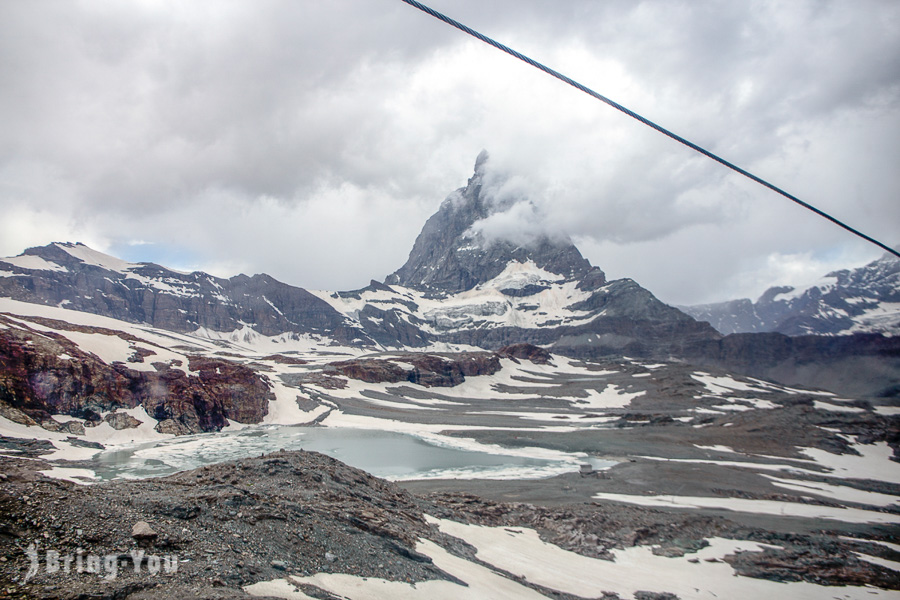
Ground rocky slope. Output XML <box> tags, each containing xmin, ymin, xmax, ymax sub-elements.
<box><xmin>1</xmin><ymin>448</ymin><xmax>896</xmax><ymax>599</ymax></box>
<box><xmin>683</xmin><ymin>251</ymin><xmax>900</xmax><ymax>336</ymax></box>
<box><xmin>387</xmin><ymin>150</ymin><xmax>600</xmax><ymax>293</ymax></box>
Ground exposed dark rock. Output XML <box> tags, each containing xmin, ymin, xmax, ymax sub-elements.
<box><xmin>684</xmin><ymin>331</ymin><xmax>900</xmax><ymax>398</ymax></box>
<box><xmin>328</xmin><ymin>352</ymin><xmax>502</xmax><ymax>388</ymax></box>
<box><xmin>260</xmin><ymin>354</ymin><xmax>308</xmax><ymax>365</ymax></box>
<box><xmin>328</xmin><ymin>358</ymin><xmax>407</xmax><ymax>384</ymax></box>
<box><xmin>500</xmin><ymin>284</ymin><xmax>550</xmax><ymax>297</ymax></box>
<box><xmin>498</xmin><ymin>342</ymin><xmax>553</xmax><ymax>365</ymax></box>
<box><xmin>0</xmin><ymin>316</ymin><xmax>274</xmax><ymax>435</ymax></box>
<box><xmin>358</xmin><ymin>304</ymin><xmax>432</xmax><ymax>348</ymax></box>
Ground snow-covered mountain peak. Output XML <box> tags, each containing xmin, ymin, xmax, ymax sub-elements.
<box><xmin>53</xmin><ymin>242</ymin><xmax>139</xmax><ymax>273</ymax></box>
<box><xmin>388</xmin><ymin>153</ymin><xmax>600</xmax><ymax>294</ymax></box>
<box><xmin>0</xmin><ymin>155</ymin><xmax>719</xmax><ymax>359</ymax></box>
<box><xmin>2</xmin><ymin>242</ymin><xmax>163</xmax><ymax>277</ymax></box>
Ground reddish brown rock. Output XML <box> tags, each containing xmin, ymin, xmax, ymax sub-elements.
<box><xmin>452</xmin><ymin>352</ymin><xmax>503</xmax><ymax>376</ymax></box>
<box><xmin>261</xmin><ymin>354</ymin><xmax>308</xmax><ymax>365</ymax></box>
<box><xmin>0</xmin><ymin>315</ymin><xmax>273</xmax><ymax>436</ymax></box>
<box><xmin>498</xmin><ymin>343</ymin><xmax>553</xmax><ymax>365</ymax></box>
<box><xmin>328</xmin><ymin>359</ymin><xmax>407</xmax><ymax>384</ymax></box>
<box><xmin>328</xmin><ymin>351</ymin><xmax>502</xmax><ymax>388</ymax></box>
<box><xmin>404</xmin><ymin>355</ymin><xmax>466</xmax><ymax>387</ymax></box>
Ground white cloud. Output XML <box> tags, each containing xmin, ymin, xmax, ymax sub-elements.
<box><xmin>0</xmin><ymin>0</ymin><xmax>897</xmax><ymax>303</ymax></box>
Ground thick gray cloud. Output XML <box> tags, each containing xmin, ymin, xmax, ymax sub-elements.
<box><xmin>1</xmin><ymin>0</ymin><xmax>898</xmax><ymax>304</ymax></box>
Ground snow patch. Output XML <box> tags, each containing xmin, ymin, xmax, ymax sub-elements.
<box><xmin>593</xmin><ymin>492</ymin><xmax>900</xmax><ymax>524</ymax></box>
<box><xmin>814</xmin><ymin>400</ymin><xmax>865</xmax><ymax>413</ymax></box>
<box><xmin>2</xmin><ymin>254</ymin><xmax>68</xmax><ymax>272</ymax></box>
<box><xmin>55</xmin><ymin>243</ymin><xmax>136</xmax><ymax>273</ymax></box>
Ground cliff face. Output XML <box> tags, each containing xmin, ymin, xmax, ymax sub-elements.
<box><xmin>683</xmin><ymin>331</ymin><xmax>900</xmax><ymax>398</ymax></box>
<box><xmin>0</xmin><ymin>314</ymin><xmax>273</xmax><ymax>435</ymax></box>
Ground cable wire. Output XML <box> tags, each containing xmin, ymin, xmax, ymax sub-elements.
<box><xmin>400</xmin><ymin>0</ymin><xmax>900</xmax><ymax>259</ymax></box>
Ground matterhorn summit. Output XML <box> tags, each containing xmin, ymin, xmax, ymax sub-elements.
<box><xmin>387</xmin><ymin>151</ymin><xmax>605</xmax><ymax>294</ymax></box>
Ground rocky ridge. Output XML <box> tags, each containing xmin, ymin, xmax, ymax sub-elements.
<box><xmin>0</xmin><ymin>242</ymin><xmax>368</xmax><ymax>343</ymax></box>
<box><xmin>683</xmin><ymin>251</ymin><xmax>900</xmax><ymax>336</ymax></box>
<box><xmin>2</xmin><ymin>154</ymin><xmax>898</xmax><ymax>398</ymax></box>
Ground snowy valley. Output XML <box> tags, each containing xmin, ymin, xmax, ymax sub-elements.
<box><xmin>1</xmin><ymin>155</ymin><xmax>899</xmax><ymax>599</ymax></box>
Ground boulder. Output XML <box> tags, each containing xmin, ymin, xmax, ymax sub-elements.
<box><xmin>131</xmin><ymin>521</ymin><xmax>157</xmax><ymax>540</ymax></box>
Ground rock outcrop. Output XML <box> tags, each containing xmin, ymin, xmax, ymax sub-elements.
<box><xmin>0</xmin><ymin>315</ymin><xmax>273</xmax><ymax>434</ymax></box>
<box><xmin>498</xmin><ymin>342</ymin><xmax>553</xmax><ymax>365</ymax></box>
<box><xmin>328</xmin><ymin>351</ymin><xmax>503</xmax><ymax>388</ymax></box>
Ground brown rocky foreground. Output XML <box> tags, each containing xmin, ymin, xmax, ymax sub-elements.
<box><xmin>0</xmin><ymin>447</ymin><xmax>897</xmax><ymax>599</ymax></box>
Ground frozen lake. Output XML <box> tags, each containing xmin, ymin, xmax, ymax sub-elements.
<box><xmin>88</xmin><ymin>425</ymin><xmax>614</xmax><ymax>481</ymax></box>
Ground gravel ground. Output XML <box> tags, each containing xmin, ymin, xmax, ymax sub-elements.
<box><xmin>1</xmin><ymin>447</ymin><xmax>898</xmax><ymax>599</ymax></box>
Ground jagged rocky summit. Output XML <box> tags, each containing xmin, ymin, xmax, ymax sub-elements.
<box><xmin>387</xmin><ymin>150</ymin><xmax>604</xmax><ymax>294</ymax></box>
<box><xmin>330</xmin><ymin>151</ymin><xmax>719</xmax><ymax>357</ymax></box>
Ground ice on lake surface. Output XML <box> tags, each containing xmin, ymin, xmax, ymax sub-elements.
<box><xmin>89</xmin><ymin>425</ymin><xmax>614</xmax><ymax>481</ymax></box>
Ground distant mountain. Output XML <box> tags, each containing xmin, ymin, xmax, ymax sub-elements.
<box><xmin>3</xmin><ymin>153</ymin><xmax>898</xmax><ymax>397</ymax></box>
<box><xmin>683</xmin><ymin>252</ymin><xmax>900</xmax><ymax>337</ymax></box>
<box><xmin>0</xmin><ymin>153</ymin><xmax>719</xmax><ymax>360</ymax></box>
<box><xmin>0</xmin><ymin>242</ymin><xmax>370</xmax><ymax>345</ymax></box>
<box><xmin>323</xmin><ymin>152</ymin><xmax>719</xmax><ymax>357</ymax></box>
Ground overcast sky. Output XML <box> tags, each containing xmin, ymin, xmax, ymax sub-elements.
<box><xmin>1</xmin><ymin>0</ymin><xmax>898</xmax><ymax>305</ymax></box>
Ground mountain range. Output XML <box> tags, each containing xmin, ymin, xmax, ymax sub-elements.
<box><xmin>682</xmin><ymin>251</ymin><xmax>900</xmax><ymax>337</ymax></box>
<box><xmin>2</xmin><ymin>153</ymin><xmax>899</xmax><ymax>600</ymax></box>
<box><xmin>1</xmin><ymin>152</ymin><xmax>898</xmax><ymax>397</ymax></box>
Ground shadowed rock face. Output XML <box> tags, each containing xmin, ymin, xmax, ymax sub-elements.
<box><xmin>683</xmin><ymin>331</ymin><xmax>900</xmax><ymax>398</ymax></box>
<box><xmin>0</xmin><ymin>315</ymin><xmax>273</xmax><ymax>434</ymax></box>
<box><xmin>498</xmin><ymin>342</ymin><xmax>553</xmax><ymax>365</ymax></box>
<box><xmin>387</xmin><ymin>152</ymin><xmax>601</xmax><ymax>294</ymax></box>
